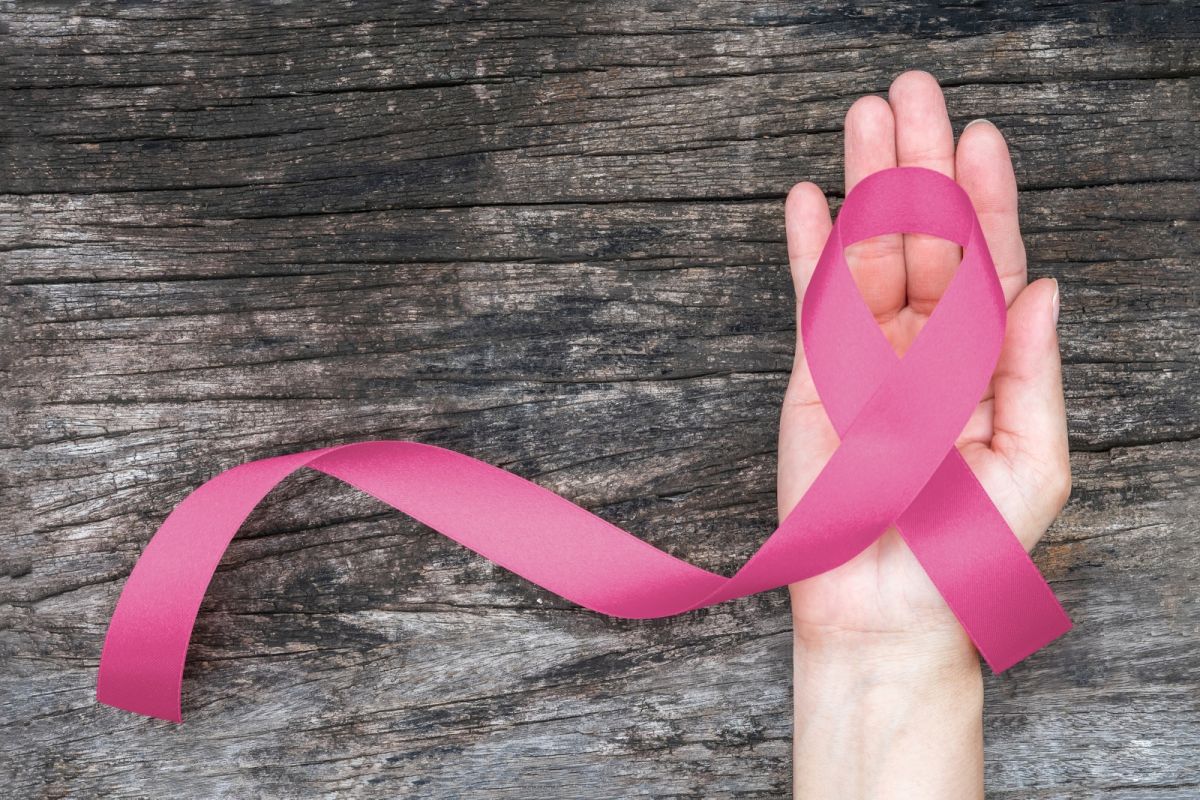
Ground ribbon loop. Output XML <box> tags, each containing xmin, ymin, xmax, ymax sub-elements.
<box><xmin>97</xmin><ymin>167</ymin><xmax>1070</xmax><ymax>723</ymax></box>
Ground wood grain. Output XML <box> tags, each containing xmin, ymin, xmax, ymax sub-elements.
<box><xmin>2</xmin><ymin>2</ymin><xmax>1197</xmax><ymax>797</ymax></box>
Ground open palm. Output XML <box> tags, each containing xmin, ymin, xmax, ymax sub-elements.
<box><xmin>780</xmin><ymin>72</ymin><xmax>1071</xmax><ymax>659</ymax></box>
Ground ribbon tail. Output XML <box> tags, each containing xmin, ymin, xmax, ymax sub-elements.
<box><xmin>96</xmin><ymin>440</ymin><xmax>736</xmax><ymax>722</ymax></box>
<box><xmin>898</xmin><ymin>450</ymin><xmax>1072</xmax><ymax>672</ymax></box>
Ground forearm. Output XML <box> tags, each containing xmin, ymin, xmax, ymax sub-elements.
<box><xmin>792</xmin><ymin>626</ymin><xmax>984</xmax><ymax>799</ymax></box>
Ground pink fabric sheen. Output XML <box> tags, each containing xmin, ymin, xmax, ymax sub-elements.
<box><xmin>96</xmin><ymin>167</ymin><xmax>1071</xmax><ymax>723</ymax></box>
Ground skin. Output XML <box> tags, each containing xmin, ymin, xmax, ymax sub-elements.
<box><xmin>780</xmin><ymin>71</ymin><xmax>1071</xmax><ymax>798</ymax></box>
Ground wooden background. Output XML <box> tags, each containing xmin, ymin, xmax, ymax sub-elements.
<box><xmin>2</xmin><ymin>2</ymin><xmax>1197</xmax><ymax>797</ymax></box>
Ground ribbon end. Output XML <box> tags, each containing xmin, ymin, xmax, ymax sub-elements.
<box><xmin>983</xmin><ymin>615</ymin><xmax>1073</xmax><ymax>674</ymax></box>
<box><xmin>97</xmin><ymin>681</ymin><xmax>184</xmax><ymax>723</ymax></box>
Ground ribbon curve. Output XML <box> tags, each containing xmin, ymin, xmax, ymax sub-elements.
<box><xmin>97</xmin><ymin>167</ymin><xmax>1071</xmax><ymax>723</ymax></box>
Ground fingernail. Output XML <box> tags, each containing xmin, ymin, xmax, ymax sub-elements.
<box><xmin>963</xmin><ymin>118</ymin><xmax>991</xmax><ymax>132</ymax></box>
<box><xmin>1051</xmin><ymin>278</ymin><xmax>1061</xmax><ymax>326</ymax></box>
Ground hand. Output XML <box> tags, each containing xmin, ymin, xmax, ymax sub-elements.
<box><xmin>780</xmin><ymin>72</ymin><xmax>1071</xmax><ymax>798</ymax></box>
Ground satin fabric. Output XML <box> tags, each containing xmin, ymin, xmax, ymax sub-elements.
<box><xmin>97</xmin><ymin>167</ymin><xmax>1070</xmax><ymax>723</ymax></box>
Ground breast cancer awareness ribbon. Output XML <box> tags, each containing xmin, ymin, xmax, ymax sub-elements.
<box><xmin>97</xmin><ymin>167</ymin><xmax>1071</xmax><ymax>723</ymax></box>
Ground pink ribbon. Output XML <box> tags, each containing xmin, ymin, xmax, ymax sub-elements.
<box><xmin>97</xmin><ymin>167</ymin><xmax>1071</xmax><ymax>723</ymax></box>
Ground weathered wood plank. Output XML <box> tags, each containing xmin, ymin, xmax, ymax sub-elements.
<box><xmin>3</xmin><ymin>1</ymin><xmax>1197</xmax><ymax>202</ymax></box>
<box><xmin>2</xmin><ymin>1</ymin><xmax>1197</xmax><ymax>798</ymax></box>
<box><xmin>4</xmin><ymin>73</ymin><xmax>1196</xmax><ymax>204</ymax></box>
<box><xmin>5</xmin><ymin>183</ymin><xmax>1196</xmax><ymax>450</ymax></box>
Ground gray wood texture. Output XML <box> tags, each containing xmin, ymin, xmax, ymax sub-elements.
<box><xmin>2</xmin><ymin>2</ymin><xmax>1197</xmax><ymax>797</ymax></box>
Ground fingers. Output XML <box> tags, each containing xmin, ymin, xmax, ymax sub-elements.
<box><xmin>955</xmin><ymin>119</ymin><xmax>1027</xmax><ymax>307</ymax></box>
<box><xmin>844</xmin><ymin>95</ymin><xmax>905</xmax><ymax>321</ymax></box>
<box><xmin>784</xmin><ymin>182</ymin><xmax>832</xmax><ymax>410</ymax></box>
<box><xmin>785</xmin><ymin>181</ymin><xmax>833</xmax><ymax>301</ymax></box>
<box><xmin>780</xmin><ymin>183</ymin><xmax>838</xmax><ymax>518</ymax></box>
<box><xmin>845</xmin><ymin>95</ymin><xmax>898</xmax><ymax>192</ymax></box>
<box><xmin>991</xmin><ymin>278</ymin><xmax>1071</xmax><ymax>545</ymax></box>
<box><xmin>888</xmin><ymin>71</ymin><xmax>961</xmax><ymax>316</ymax></box>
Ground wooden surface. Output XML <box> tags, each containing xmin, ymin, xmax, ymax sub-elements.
<box><xmin>2</xmin><ymin>2</ymin><xmax>1197</xmax><ymax>797</ymax></box>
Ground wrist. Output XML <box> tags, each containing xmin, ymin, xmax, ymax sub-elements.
<box><xmin>791</xmin><ymin>625</ymin><xmax>984</xmax><ymax>799</ymax></box>
<box><xmin>793</xmin><ymin>621</ymin><xmax>981</xmax><ymax>685</ymax></box>
<box><xmin>789</xmin><ymin>571</ymin><xmax>982</xmax><ymax>684</ymax></box>
<box><xmin>793</xmin><ymin>628</ymin><xmax>983</xmax><ymax>724</ymax></box>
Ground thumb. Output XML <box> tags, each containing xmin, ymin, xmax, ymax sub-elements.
<box><xmin>990</xmin><ymin>277</ymin><xmax>1072</xmax><ymax>542</ymax></box>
